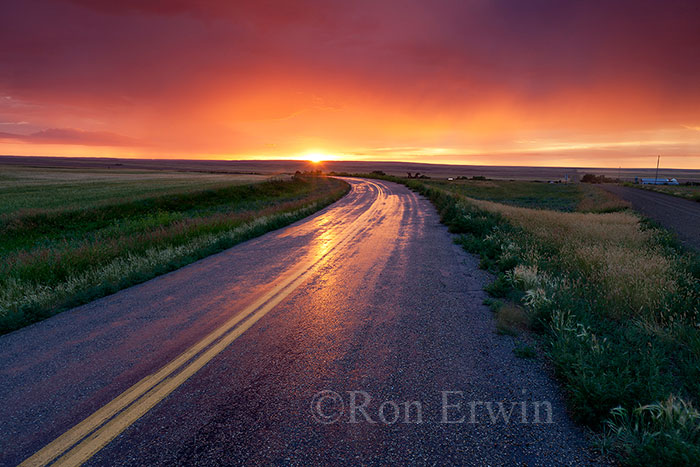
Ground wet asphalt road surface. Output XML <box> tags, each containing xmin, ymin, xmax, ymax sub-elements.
<box><xmin>602</xmin><ymin>184</ymin><xmax>700</xmax><ymax>250</ymax></box>
<box><xmin>0</xmin><ymin>178</ymin><xmax>606</xmax><ymax>466</ymax></box>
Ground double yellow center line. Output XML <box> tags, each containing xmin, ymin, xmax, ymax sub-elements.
<box><xmin>21</xmin><ymin>179</ymin><xmax>385</xmax><ymax>467</ymax></box>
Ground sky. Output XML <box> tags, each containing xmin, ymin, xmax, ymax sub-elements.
<box><xmin>1</xmin><ymin>0</ymin><xmax>700</xmax><ymax>168</ymax></box>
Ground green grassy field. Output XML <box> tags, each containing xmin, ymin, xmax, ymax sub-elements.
<box><xmin>372</xmin><ymin>175</ymin><xmax>699</xmax><ymax>465</ymax></box>
<box><xmin>424</xmin><ymin>179</ymin><xmax>629</xmax><ymax>213</ymax></box>
<box><xmin>0</xmin><ymin>167</ymin><xmax>349</xmax><ymax>334</ymax></box>
<box><xmin>0</xmin><ymin>166</ymin><xmax>273</xmax><ymax>214</ymax></box>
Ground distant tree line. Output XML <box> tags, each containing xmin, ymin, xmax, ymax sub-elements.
<box><xmin>581</xmin><ymin>173</ymin><xmax>618</xmax><ymax>184</ymax></box>
<box><xmin>406</xmin><ymin>172</ymin><xmax>431</xmax><ymax>179</ymax></box>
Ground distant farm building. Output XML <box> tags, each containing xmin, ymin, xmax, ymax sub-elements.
<box><xmin>637</xmin><ymin>178</ymin><xmax>679</xmax><ymax>185</ymax></box>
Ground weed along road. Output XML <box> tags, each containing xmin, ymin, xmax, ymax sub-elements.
<box><xmin>0</xmin><ymin>178</ymin><xmax>603</xmax><ymax>466</ymax></box>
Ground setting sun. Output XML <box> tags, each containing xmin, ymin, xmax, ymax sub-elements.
<box><xmin>305</xmin><ymin>152</ymin><xmax>327</xmax><ymax>163</ymax></box>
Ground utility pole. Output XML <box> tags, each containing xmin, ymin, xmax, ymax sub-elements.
<box><xmin>655</xmin><ymin>155</ymin><xmax>660</xmax><ymax>184</ymax></box>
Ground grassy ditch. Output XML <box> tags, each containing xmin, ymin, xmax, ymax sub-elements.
<box><xmin>366</xmin><ymin>175</ymin><xmax>699</xmax><ymax>464</ymax></box>
<box><xmin>0</xmin><ymin>173</ymin><xmax>349</xmax><ymax>334</ymax></box>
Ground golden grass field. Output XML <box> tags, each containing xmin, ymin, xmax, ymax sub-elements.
<box><xmin>470</xmin><ymin>199</ymin><xmax>678</xmax><ymax>318</ymax></box>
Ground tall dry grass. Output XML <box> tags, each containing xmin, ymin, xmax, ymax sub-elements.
<box><xmin>577</xmin><ymin>185</ymin><xmax>631</xmax><ymax>213</ymax></box>
<box><xmin>468</xmin><ymin>199</ymin><xmax>680</xmax><ymax>319</ymax></box>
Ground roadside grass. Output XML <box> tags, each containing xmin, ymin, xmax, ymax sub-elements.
<box><xmin>390</xmin><ymin>177</ymin><xmax>699</xmax><ymax>464</ymax></box>
<box><xmin>495</xmin><ymin>302</ymin><xmax>530</xmax><ymax>336</ymax></box>
<box><xmin>624</xmin><ymin>183</ymin><xmax>700</xmax><ymax>203</ymax></box>
<box><xmin>513</xmin><ymin>343</ymin><xmax>537</xmax><ymax>359</ymax></box>
<box><xmin>602</xmin><ymin>396</ymin><xmax>700</xmax><ymax>464</ymax></box>
<box><xmin>577</xmin><ymin>184</ymin><xmax>631</xmax><ymax>213</ymax></box>
<box><xmin>0</xmin><ymin>172</ymin><xmax>349</xmax><ymax>334</ymax></box>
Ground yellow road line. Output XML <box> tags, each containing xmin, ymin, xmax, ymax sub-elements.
<box><xmin>53</xmin><ymin>269</ymin><xmax>315</xmax><ymax>467</ymax></box>
<box><xmin>19</xmin><ymin>269</ymin><xmax>304</xmax><ymax>467</ymax></box>
<box><xmin>21</xmin><ymin>179</ymin><xmax>385</xmax><ymax>467</ymax></box>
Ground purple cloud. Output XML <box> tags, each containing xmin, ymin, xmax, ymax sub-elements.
<box><xmin>0</xmin><ymin>128</ymin><xmax>136</xmax><ymax>146</ymax></box>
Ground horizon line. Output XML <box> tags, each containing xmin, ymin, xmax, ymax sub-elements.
<box><xmin>1</xmin><ymin>154</ymin><xmax>699</xmax><ymax>172</ymax></box>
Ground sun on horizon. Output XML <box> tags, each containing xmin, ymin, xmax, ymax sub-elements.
<box><xmin>303</xmin><ymin>152</ymin><xmax>332</xmax><ymax>164</ymax></box>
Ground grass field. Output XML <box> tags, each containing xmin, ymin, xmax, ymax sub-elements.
<box><xmin>0</xmin><ymin>167</ymin><xmax>348</xmax><ymax>334</ymax></box>
<box><xmin>371</xmin><ymin>175</ymin><xmax>699</xmax><ymax>464</ymax></box>
<box><xmin>424</xmin><ymin>179</ymin><xmax>629</xmax><ymax>213</ymax></box>
<box><xmin>628</xmin><ymin>183</ymin><xmax>700</xmax><ymax>202</ymax></box>
<box><xmin>0</xmin><ymin>166</ymin><xmax>273</xmax><ymax>214</ymax></box>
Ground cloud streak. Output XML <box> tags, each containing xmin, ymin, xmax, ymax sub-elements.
<box><xmin>0</xmin><ymin>128</ymin><xmax>137</xmax><ymax>146</ymax></box>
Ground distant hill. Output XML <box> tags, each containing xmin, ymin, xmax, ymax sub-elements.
<box><xmin>2</xmin><ymin>155</ymin><xmax>699</xmax><ymax>182</ymax></box>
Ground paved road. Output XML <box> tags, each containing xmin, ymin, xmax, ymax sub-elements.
<box><xmin>0</xmin><ymin>179</ymin><xmax>603</xmax><ymax>466</ymax></box>
<box><xmin>602</xmin><ymin>185</ymin><xmax>700</xmax><ymax>250</ymax></box>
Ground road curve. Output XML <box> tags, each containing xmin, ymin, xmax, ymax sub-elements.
<box><xmin>0</xmin><ymin>178</ymin><xmax>603</xmax><ymax>466</ymax></box>
<box><xmin>601</xmin><ymin>185</ymin><xmax>700</xmax><ymax>250</ymax></box>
